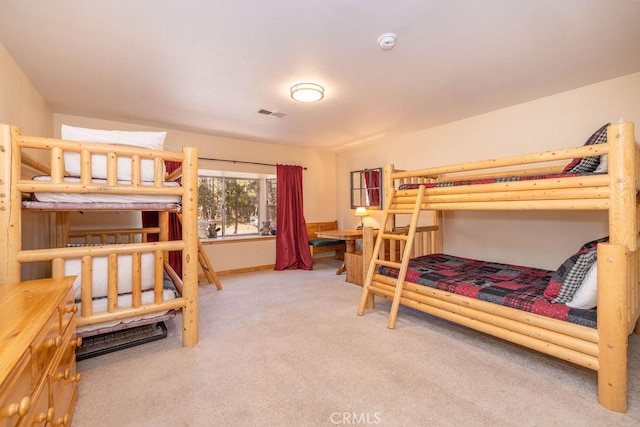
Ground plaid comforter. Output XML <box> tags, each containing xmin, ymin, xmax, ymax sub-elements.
<box><xmin>398</xmin><ymin>172</ymin><xmax>598</xmax><ymax>190</ymax></box>
<box><xmin>377</xmin><ymin>254</ymin><xmax>596</xmax><ymax>328</ymax></box>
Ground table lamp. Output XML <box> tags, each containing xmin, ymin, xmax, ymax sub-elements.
<box><xmin>354</xmin><ymin>207</ymin><xmax>369</xmax><ymax>230</ymax></box>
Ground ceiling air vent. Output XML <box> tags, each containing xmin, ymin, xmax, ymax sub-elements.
<box><xmin>258</xmin><ymin>109</ymin><xmax>287</xmax><ymax>118</ymax></box>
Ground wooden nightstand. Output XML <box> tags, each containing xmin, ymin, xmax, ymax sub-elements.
<box><xmin>345</xmin><ymin>251</ymin><xmax>364</xmax><ymax>286</ymax></box>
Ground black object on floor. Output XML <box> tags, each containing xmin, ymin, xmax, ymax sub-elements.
<box><xmin>76</xmin><ymin>322</ymin><xmax>168</xmax><ymax>361</ymax></box>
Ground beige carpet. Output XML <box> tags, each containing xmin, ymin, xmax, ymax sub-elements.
<box><xmin>73</xmin><ymin>260</ymin><xmax>640</xmax><ymax>426</ymax></box>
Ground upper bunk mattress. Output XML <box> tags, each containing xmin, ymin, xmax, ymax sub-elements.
<box><xmin>377</xmin><ymin>253</ymin><xmax>596</xmax><ymax>328</ymax></box>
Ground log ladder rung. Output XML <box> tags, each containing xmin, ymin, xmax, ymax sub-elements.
<box><xmin>380</xmin><ymin>233</ymin><xmax>409</xmax><ymax>241</ymax></box>
<box><xmin>375</xmin><ymin>259</ymin><xmax>402</xmax><ymax>269</ymax></box>
<box><xmin>387</xmin><ymin>209</ymin><xmax>416</xmax><ymax>215</ymax></box>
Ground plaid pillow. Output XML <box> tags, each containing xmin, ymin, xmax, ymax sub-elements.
<box><xmin>562</xmin><ymin>123</ymin><xmax>610</xmax><ymax>173</ymax></box>
<box><xmin>544</xmin><ymin>236</ymin><xmax>608</xmax><ymax>302</ymax></box>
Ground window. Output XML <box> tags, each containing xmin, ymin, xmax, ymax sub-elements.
<box><xmin>197</xmin><ymin>170</ymin><xmax>276</xmax><ymax>237</ymax></box>
<box><xmin>350</xmin><ymin>168</ymin><xmax>382</xmax><ymax>209</ymax></box>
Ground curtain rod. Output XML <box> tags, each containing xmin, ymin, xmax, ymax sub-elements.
<box><xmin>198</xmin><ymin>156</ymin><xmax>307</xmax><ymax>170</ymax></box>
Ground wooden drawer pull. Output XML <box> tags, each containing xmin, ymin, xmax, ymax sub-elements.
<box><xmin>59</xmin><ymin>305</ymin><xmax>78</xmax><ymax>315</ymax></box>
<box><xmin>52</xmin><ymin>413</ymin><xmax>70</xmax><ymax>426</ymax></box>
<box><xmin>45</xmin><ymin>335</ymin><xmax>63</xmax><ymax>348</ymax></box>
<box><xmin>32</xmin><ymin>407</ymin><xmax>55</xmax><ymax>423</ymax></box>
<box><xmin>0</xmin><ymin>396</ymin><xmax>31</xmax><ymax>418</ymax></box>
<box><xmin>54</xmin><ymin>369</ymin><xmax>81</xmax><ymax>383</ymax></box>
<box><xmin>70</xmin><ymin>336</ymin><xmax>82</xmax><ymax>348</ymax></box>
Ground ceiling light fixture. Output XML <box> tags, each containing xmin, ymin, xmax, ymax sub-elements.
<box><xmin>290</xmin><ymin>83</ymin><xmax>324</xmax><ymax>103</ymax></box>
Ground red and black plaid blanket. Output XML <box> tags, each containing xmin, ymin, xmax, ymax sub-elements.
<box><xmin>377</xmin><ymin>253</ymin><xmax>596</xmax><ymax>328</ymax></box>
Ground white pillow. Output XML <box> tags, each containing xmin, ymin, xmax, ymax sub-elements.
<box><xmin>566</xmin><ymin>262</ymin><xmax>597</xmax><ymax>309</ymax></box>
<box><xmin>61</xmin><ymin>125</ymin><xmax>166</xmax><ymax>182</ymax></box>
<box><xmin>594</xmin><ymin>154</ymin><xmax>607</xmax><ymax>173</ymax></box>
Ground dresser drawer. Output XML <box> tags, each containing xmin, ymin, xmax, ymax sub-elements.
<box><xmin>20</xmin><ymin>380</ymin><xmax>51</xmax><ymax>426</ymax></box>
<box><xmin>30</xmin><ymin>311</ymin><xmax>62</xmax><ymax>382</ymax></box>
<box><xmin>57</xmin><ymin>286</ymin><xmax>76</xmax><ymax>337</ymax></box>
<box><xmin>0</xmin><ymin>353</ymin><xmax>32</xmax><ymax>427</ymax></box>
<box><xmin>30</xmin><ymin>288</ymin><xmax>77</xmax><ymax>382</ymax></box>
<box><xmin>49</xmin><ymin>326</ymin><xmax>81</xmax><ymax>427</ymax></box>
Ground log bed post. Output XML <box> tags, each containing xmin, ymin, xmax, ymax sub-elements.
<box><xmin>608</xmin><ymin>122</ymin><xmax>638</xmax><ymax>249</ymax></box>
<box><xmin>362</xmin><ymin>226</ymin><xmax>375</xmax><ymax>310</ymax></box>
<box><xmin>597</xmin><ymin>122</ymin><xmax>638</xmax><ymax>413</ymax></box>
<box><xmin>0</xmin><ymin>125</ymin><xmax>22</xmax><ymax>284</ymax></box>
<box><xmin>431</xmin><ymin>210</ymin><xmax>443</xmax><ymax>254</ymax></box>
<box><xmin>180</xmin><ymin>146</ymin><xmax>199</xmax><ymax>347</ymax></box>
<box><xmin>597</xmin><ymin>244</ymin><xmax>629</xmax><ymax>413</ymax></box>
<box><xmin>383</xmin><ymin>164</ymin><xmax>395</xmax><ymax>231</ymax></box>
<box><xmin>56</xmin><ymin>212</ymin><xmax>70</xmax><ymax>247</ymax></box>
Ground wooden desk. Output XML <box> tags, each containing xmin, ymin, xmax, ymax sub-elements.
<box><xmin>316</xmin><ymin>229</ymin><xmax>362</xmax><ymax>253</ymax></box>
<box><xmin>316</xmin><ymin>229</ymin><xmax>368</xmax><ymax>276</ymax></box>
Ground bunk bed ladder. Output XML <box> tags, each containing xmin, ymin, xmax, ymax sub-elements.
<box><xmin>177</xmin><ymin>213</ymin><xmax>222</xmax><ymax>290</ymax></box>
<box><xmin>357</xmin><ymin>185</ymin><xmax>425</xmax><ymax>329</ymax></box>
<box><xmin>197</xmin><ymin>240</ymin><xmax>221</xmax><ymax>289</ymax></box>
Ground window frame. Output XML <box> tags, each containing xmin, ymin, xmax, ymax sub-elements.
<box><xmin>350</xmin><ymin>168</ymin><xmax>383</xmax><ymax>209</ymax></box>
<box><xmin>197</xmin><ymin>169</ymin><xmax>276</xmax><ymax>238</ymax></box>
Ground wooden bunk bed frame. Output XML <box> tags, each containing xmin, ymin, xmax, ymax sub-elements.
<box><xmin>357</xmin><ymin>122</ymin><xmax>639</xmax><ymax>413</ymax></box>
<box><xmin>0</xmin><ymin>124</ymin><xmax>200</xmax><ymax>347</ymax></box>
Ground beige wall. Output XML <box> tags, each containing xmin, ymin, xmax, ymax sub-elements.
<box><xmin>337</xmin><ymin>72</ymin><xmax>640</xmax><ymax>270</ymax></box>
<box><xmin>53</xmin><ymin>114</ymin><xmax>337</xmax><ymax>272</ymax></box>
<box><xmin>0</xmin><ymin>43</ymin><xmax>52</xmax><ymax>135</ymax></box>
<box><xmin>0</xmin><ymin>41</ymin><xmax>54</xmax><ymax>280</ymax></box>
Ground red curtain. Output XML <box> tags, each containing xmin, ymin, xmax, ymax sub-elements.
<box><xmin>141</xmin><ymin>160</ymin><xmax>183</xmax><ymax>276</ymax></box>
<box><xmin>364</xmin><ymin>169</ymin><xmax>380</xmax><ymax>206</ymax></box>
<box><xmin>274</xmin><ymin>164</ymin><xmax>313</xmax><ymax>270</ymax></box>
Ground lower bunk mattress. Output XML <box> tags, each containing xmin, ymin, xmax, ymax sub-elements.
<box><xmin>377</xmin><ymin>254</ymin><xmax>596</xmax><ymax>328</ymax></box>
<box><xmin>76</xmin><ymin>272</ymin><xmax>179</xmax><ymax>337</ymax></box>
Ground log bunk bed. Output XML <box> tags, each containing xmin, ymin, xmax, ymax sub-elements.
<box><xmin>357</xmin><ymin>122</ymin><xmax>639</xmax><ymax>413</ymax></box>
<box><xmin>0</xmin><ymin>123</ymin><xmax>200</xmax><ymax>348</ymax></box>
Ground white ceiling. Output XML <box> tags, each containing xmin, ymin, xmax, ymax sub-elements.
<box><xmin>1</xmin><ymin>1</ymin><xmax>639</xmax><ymax>150</ymax></box>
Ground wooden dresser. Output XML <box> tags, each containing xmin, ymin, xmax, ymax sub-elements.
<box><xmin>0</xmin><ymin>277</ymin><xmax>81</xmax><ymax>426</ymax></box>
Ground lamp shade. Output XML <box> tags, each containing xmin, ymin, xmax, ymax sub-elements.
<box><xmin>354</xmin><ymin>207</ymin><xmax>369</xmax><ymax>217</ymax></box>
<box><xmin>290</xmin><ymin>83</ymin><xmax>324</xmax><ymax>103</ymax></box>
<box><xmin>354</xmin><ymin>206</ymin><xmax>368</xmax><ymax>229</ymax></box>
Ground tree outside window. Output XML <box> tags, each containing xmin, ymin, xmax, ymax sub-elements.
<box><xmin>266</xmin><ymin>178</ymin><xmax>277</xmax><ymax>226</ymax></box>
<box><xmin>224</xmin><ymin>178</ymin><xmax>258</xmax><ymax>235</ymax></box>
<box><xmin>198</xmin><ymin>176</ymin><xmax>223</xmax><ymax>226</ymax></box>
<box><xmin>197</xmin><ymin>173</ymin><xmax>275</xmax><ymax>237</ymax></box>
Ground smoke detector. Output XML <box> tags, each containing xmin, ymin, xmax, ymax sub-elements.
<box><xmin>378</xmin><ymin>33</ymin><xmax>397</xmax><ymax>51</ymax></box>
